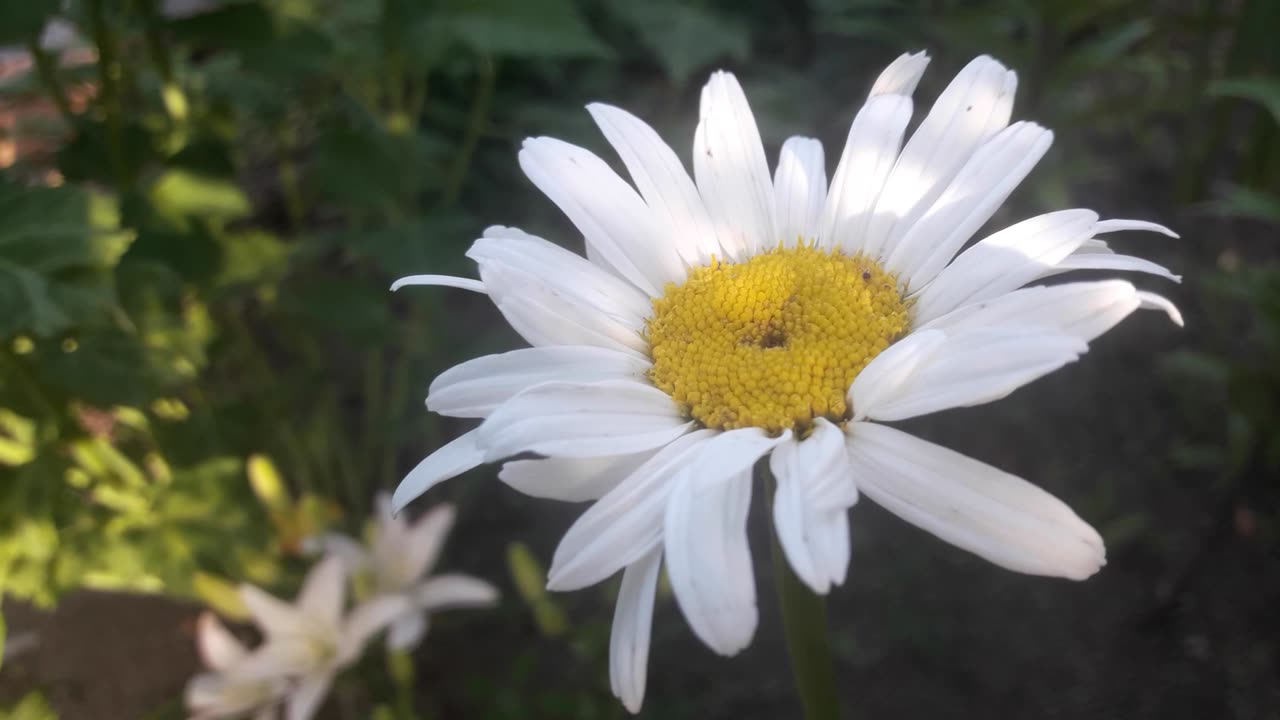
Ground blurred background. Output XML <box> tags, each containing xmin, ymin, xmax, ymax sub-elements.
<box><xmin>0</xmin><ymin>0</ymin><xmax>1277</xmax><ymax>718</ymax></box>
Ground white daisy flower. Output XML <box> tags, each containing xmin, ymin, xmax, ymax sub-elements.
<box><xmin>391</xmin><ymin>52</ymin><xmax>1182</xmax><ymax>712</ymax></box>
<box><xmin>311</xmin><ymin>494</ymin><xmax>499</xmax><ymax>651</ymax></box>
<box><xmin>185</xmin><ymin>612</ymin><xmax>288</xmax><ymax>720</ymax></box>
<box><xmin>233</xmin><ymin>556</ymin><xmax>409</xmax><ymax>720</ymax></box>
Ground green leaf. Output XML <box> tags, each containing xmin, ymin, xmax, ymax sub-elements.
<box><xmin>609</xmin><ymin>1</ymin><xmax>749</xmax><ymax>86</ymax></box>
<box><xmin>1204</xmin><ymin>185</ymin><xmax>1280</xmax><ymax>224</ymax></box>
<box><xmin>37</xmin><ymin>329</ymin><xmax>152</xmax><ymax>405</ymax></box>
<box><xmin>248</xmin><ymin>454</ymin><xmax>291</xmax><ymax>513</ymax></box>
<box><xmin>0</xmin><ymin>409</ymin><xmax>36</xmax><ymax>467</ymax></box>
<box><xmin>147</xmin><ymin>169</ymin><xmax>253</xmax><ymax>225</ymax></box>
<box><xmin>0</xmin><ymin>180</ymin><xmax>123</xmax><ymax>339</ymax></box>
<box><xmin>438</xmin><ymin>0</ymin><xmax>610</xmax><ymax>58</ymax></box>
<box><xmin>192</xmin><ymin>570</ymin><xmax>250</xmax><ymax>620</ymax></box>
<box><xmin>307</xmin><ymin>124</ymin><xmax>442</xmax><ymax>214</ymax></box>
<box><xmin>506</xmin><ymin>541</ymin><xmax>567</xmax><ymax>637</ymax></box>
<box><xmin>1210</xmin><ymin>77</ymin><xmax>1280</xmax><ymax>126</ymax></box>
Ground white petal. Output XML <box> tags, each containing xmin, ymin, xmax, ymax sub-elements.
<box><xmin>547</xmin><ymin>430</ymin><xmax>717</xmax><ymax>591</ymax></box>
<box><xmin>286</xmin><ymin>672</ymin><xmax>333</xmax><ymax>720</ymax></box>
<box><xmin>392</xmin><ymin>429</ymin><xmax>485</xmax><ymax>513</ymax></box>
<box><xmin>402</xmin><ymin>503</ymin><xmax>456</xmax><ymax>581</ymax></box>
<box><xmin>186</xmin><ymin>671</ymin><xmax>281</xmax><ymax>717</ymax></box>
<box><xmin>229</xmin><ymin>640</ymin><xmax>319</xmax><ymax>680</ymax></box>
<box><xmin>609</xmin><ymin>548</ymin><xmax>662</xmax><ymax>714</ymax></box>
<box><xmin>467</xmin><ymin>229</ymin><xmax>651</xmax><ymax>354</ymax></box>
<box><xmin>693</xmin><ymin>71</ymin><xmax>776</xmax><ymax>260</ymax></box>
<box><xmin>847</xmin><ymin>423</ymin><xmax>1105</xmax><ymax>579</ymax></box>
<box><xmin>773</xmin><ymin>417</ymin><xmax>857</xmax><ymax>511</ymax></box>
<box><xmin>588</xmin><ymin>103</ymin><xmax>720</xmax><ymax>265</ymax></box>
<box><xmin>886</xmin><ymin>122</ymin><xmax>1054</xmax><ymax>292</ymax></box>
<box><xmin>196</xmin><ymin>612</ymin><xmax>248</xmax><ymax>671</ymax></box>
<box><xmin>297</xmin><ymin>556</ymin><xmax>347</xmax><ymax>627</ymax></box>
<box><xmin>769</xmin><ymin>420</ymin><xmax>856</xmax><ymax>594</ymax></box>
<box><xmin>810</xmin><ymin>508</ymin><xmax>851</xmax><ymax>591</ymax></box>
<box><xmin>386</xmin><ymin>612</ymin><xmax>427</xmax><ymax>651</ymax></box>
<box><xmin>1137</xmin><ymin>291</ymin><xmax>1184</xmax><ymax>326</ymax></box>
<box><xmin>476</xmin><ymin>380</ymin><xmax>693</xmax><ymax>461</ymax></box>
<box><xmin>771</xmin><ymin>448</ymin><xmax>822</xmax><ymax>593</ymax></box>
<box><xmin>864</xmin><ymin>56</ymin><xmax>1017</xmax><ymax>261</ymax></box>
<box><xmin>519</xmin><ymin>138</ymin><xmax>685</xmax><ymax>295</ymax></box>
<box><xmin>912</xmin><ymin>209</ymin><xmax>1098</xmax><ymax>324</ymax></box>
<box><xmin>664</xmin><ymin>466</ymin><xmax>757</xmax><ymax>656</ymax></box>
<box><xmin>306</xmin><ymin>533</ymin><xmax>368</xmax><ymax>570</ymax></box>
<box><xmin>1094</xmin><ymin>218</ymin><xmax>1178</xmax><ymax>237</ymax></box>
<box><xmin>499</xmin><ymin>450</ymin><xmax>655</xmax><ymax>502</ymax></box>
<box><xmin>850</xmin><ymin>327</ymin><xmax>1086</xmax><ymax>422</ymax></box>
<box><xmin>414</xmin><ymin>573</ymin><xmax>500</xmax><ymax>611</ymax></box>
<box><xmin>239</xmin><ymin>585</ymin><xmax>308</xmax><ymax>639</ymax></box>
<box><xmin>773</xmin><ymin>136</ymin><xmax>827</xmax><ymax>248</ymax></box>
<box><xmin>846</xmin><ymin>329</ymin><xmax>946</xmax><ymax>421</ymax></box>
<box><xmin>474</xmin><ymin>226</ymin><xmax>653</xmax><ymax>324</ymax></box>
<box><xmin>338</xmin><ymin>595</ymin><xmax>413</xmax><ymax>664</ymax></box>
<box><xmin>429</xmin><ymin>346</ymin><xmax>651</xmax><ymax>419</ymax></box>
<box><xmin>1042</xmin><ymin>251</ymin><xmax>1182</xmax><ymax>283</ymax></box>
<box><xmin>920</xmin><ymin>280</ymin><xmax>1182</xmax><ymax>342</ymax></box>
<box><xmin>819</xmin><ymin>95</ymin><xmax>913</xmax><ymax>254</ymax></box>
<box><xmin>389</xmin><ymin>274</ymin><xmax>487</xmax><ymax>293</ymax></box>
<box><xmin>868</xmin><ymin>51</ymin><xmax>930</xmax><ymax>97</ymax></box>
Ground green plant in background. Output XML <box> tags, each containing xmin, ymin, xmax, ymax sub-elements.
<box><xmin>0</xmin><ymin>692</ymin><xmax>57</xmax><ymax>720</ymax></box>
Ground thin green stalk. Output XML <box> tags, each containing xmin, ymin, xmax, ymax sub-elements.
<box><xmin>276</xmin><ymin>122</ymin><xmax>306</xmax><ymax>230</ymax></box>
<box><xmin>762</xmin><ymin>463</ymin><xmax>841</xmax><ymax>720</ymax></box>
<box><xmin>26</xmin><ymin>42</ymin><xmax>75</xmax><ymax>124</ymax></box>
<box><xmin>87</xmin><ymin>0</ymin><xmax>127</xmax><ymax>187</ymax></box>
<box><xmin>438</xmin><ymin>55</ymin><xmax>496</xmax><ymax>208</ymax></box>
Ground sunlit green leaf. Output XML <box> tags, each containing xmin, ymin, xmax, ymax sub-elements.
<box><xmin>193</xmin><ymin>570</ymin><xmax>251</xmax><ymax>620</ymax></box>
<box><xmin>506</xmin><ymin>541</ymin><xmax>567</xmax><ymax>637</ymax></box>
<box><xmin>148</xmin><ymin>169</ymin><xmax>253</xmax><ymax>225</ymax></box>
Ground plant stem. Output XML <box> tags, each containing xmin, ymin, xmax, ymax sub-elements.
<box><xmin>763</xmin><ymin>464</ymin><xmax>842</xmax><ymax>720</ymax></box>
<box><xmin>438</xmin><ymin>55</ymin><xmax>496</xmax><ymax>208</ymax></box>
<box><xmin>87</xmin><ymin>0</ymin><xmax>128</xmax><ymax>187</ymax></box>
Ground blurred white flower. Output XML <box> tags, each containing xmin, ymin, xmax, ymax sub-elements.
<box><xmin>184</xmin><ymin>612</ymin><xmax>287</xmax><ymax>720</ymax></box>
<box><xmin>233</xmin><ymin>556</ymin><xmax>409</xmax><ymax>720</ymax></box>
<box><xmin>314</xmin><ymin>495</ymin><xmax>499</xmax><ymax>650</ymax></box>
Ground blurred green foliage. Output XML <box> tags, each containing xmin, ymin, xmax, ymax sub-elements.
<box><xmin>0</xmin><ymin>0</ymin><xmax>1277</xmax><ymax>716</ymax></box>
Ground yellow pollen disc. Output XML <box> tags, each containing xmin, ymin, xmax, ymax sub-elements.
<box><xmin>645</xmin><ymin>245</ymin><xmax>911</xmax><ymax>433</ymax></box>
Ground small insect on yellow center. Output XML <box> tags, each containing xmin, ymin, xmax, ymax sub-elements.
<box><xmin>645</xmin><ymin>245</ymin><xmax>910</xmax><ymax>433</ymax></box>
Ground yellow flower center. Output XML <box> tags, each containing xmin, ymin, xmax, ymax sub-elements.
<box><xmin>645</xmin><ymin>245</ymin><xmax>910</xmax><ymax>433</ymax></box>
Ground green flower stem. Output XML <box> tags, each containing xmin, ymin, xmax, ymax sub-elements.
<box><xmin>763</xmin><ymin>464</ymin><xmax>842</xmax><ymax>720</ymax></box>
<box><xmin>438</xmin><ymin>54</ymin><xmax>496</xmax><ymax>208</ymax></box>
